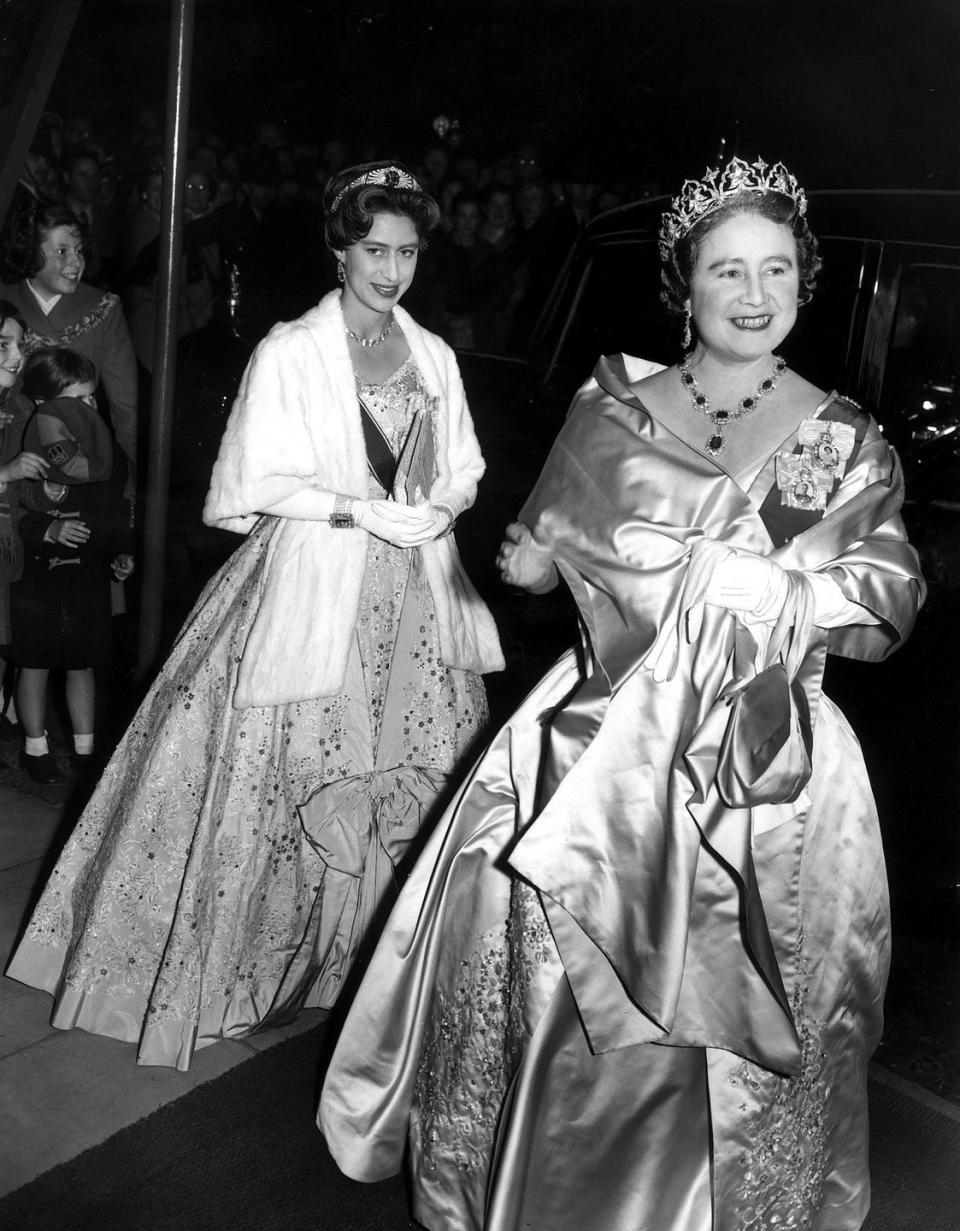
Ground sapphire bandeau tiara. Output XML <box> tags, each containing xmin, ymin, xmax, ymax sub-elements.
<box><xmin>658</xmin><ymin>157</ymin><xmax>807</xmax><ymax>261</ymax></box>
<box><xmin>330</xmin><ymin>166</ymin><xmax>420</xmax><ymax>212</ymax></box>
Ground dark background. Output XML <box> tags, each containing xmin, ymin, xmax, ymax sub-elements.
<box><xmin>0</xmin><ymin>0</ymin><xmax>956</xmax><ymax>1101</ymax></box>
<box><xmin>2</xmin><ymin>0</ymin><xmax>958</xmax><ymax>190</ymax></box>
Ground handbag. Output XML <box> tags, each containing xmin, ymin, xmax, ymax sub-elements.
<box><xmin>714</xmin><ymin>572</ymin><xmax>815</xmax><ymax>809</ymax></box>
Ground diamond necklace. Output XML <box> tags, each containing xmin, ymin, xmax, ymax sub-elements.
<box><xmin>345</xmin><ymin>316</ymin><xmax>396</xmax><ymax>348</ymax></box>
<box><xmin>679</xmin><ymin>352</ymin><xmax>787</xmax><ymax>456</ymax></box>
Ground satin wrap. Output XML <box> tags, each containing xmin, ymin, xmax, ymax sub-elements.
<box><xmin>319</xmin><ymin>355</ymin><xmax>925</xmax><ymax>1231</ymax></box>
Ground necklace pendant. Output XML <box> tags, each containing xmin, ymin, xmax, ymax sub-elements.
<box><xmin>679</xmin><ymin>352</ymin><xmax>786</xmax><ymax>462</ymax></box>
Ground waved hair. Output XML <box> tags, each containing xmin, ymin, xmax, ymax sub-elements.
<box><xmin>660</xmin><ymin>191</ymin><xmax>821</xmax><ymax>317</ymax></box>
<box><xmin>1</xmin><ymin>202</ymin><xmax>88</xmax><ymax>283</ymax></box>
<box><xmin>21</xmin><ymin>347</ymin><xmax>97</xmax><ymax>404</ymax></box>
<box><xmin>0</xmin><ymin>297</ymin><xmax>27</xmax><ymax>335</ymax></box>
<box><xmin>323</xmin><ymin>160</ymin><xmax>440</xmax><ymax>251</ymax></box>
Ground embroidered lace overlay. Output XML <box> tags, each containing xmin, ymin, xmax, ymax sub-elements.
<box><xmin>357</xmin><ymin>356</ymin><xmax>486</xmax><ymax>762</ymax></box>
<box><xmin>13</xmin><ymin>357</ymin><xmax>487</xmax><ymax>1066</ymax></box>
<box><xmin>357</xmin><ymin>355</ymin><xmax>432</xmax><ymax>456</ymax></box>
<box><xmin>726</xmin><ymin>940</ymin><xmax>828</xmax><ymax>1230</ymax></box>
<box><xmin>412</xmin><ymin>878</ymin><xmax>556</xmax><ymax>1179</ymax></box>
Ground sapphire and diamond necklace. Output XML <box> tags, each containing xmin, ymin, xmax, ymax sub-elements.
<box><xmin>679</xmin><ymin>352</ymin><xmax>787</xmax><ymax>456</ymax></box>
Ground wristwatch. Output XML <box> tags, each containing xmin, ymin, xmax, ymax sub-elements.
<box><xmin>328</xmin><ymin>494</ymin><xmax>356</xmax><ymax>529</ymax></box>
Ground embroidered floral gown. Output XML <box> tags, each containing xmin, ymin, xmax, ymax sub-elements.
<box><xmin>6</xmin><ymin>357</ymin><xmax>488</xmax><ymax>1071</ymax></box>
<box><xmin>319</xmin><ymin>355</ymin><xmax>925</xmax><ymax>1231</ymax></box>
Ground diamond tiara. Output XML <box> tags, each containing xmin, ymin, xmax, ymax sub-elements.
<box><xmin>330</xmin><ymin>165</ymin><xmax>421</xmax><ymax>213</ymax></box>
<box><xmin>658</xmin><ymin>157</ymin><xmax>807</xmax><ymax>262</ymax></box>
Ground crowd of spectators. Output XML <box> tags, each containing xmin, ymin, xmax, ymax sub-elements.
<box><xmin>2</xmin><ymin>105</ymin><xmax>658</xmax><ymax>358</ymax></box>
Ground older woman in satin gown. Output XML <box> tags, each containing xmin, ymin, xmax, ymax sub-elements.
<box><xmin>318</xmin><ymin>157</ymin><xmax>926</xmax><ymax>1230</ymax></box>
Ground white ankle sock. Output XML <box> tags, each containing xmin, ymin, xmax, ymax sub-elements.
<box><xmin>25</xmin><ymin>734</ymin><xmax>49</xmax><ymax>757</ymax></box>
<box><xmin>74</xmin><ymin>733</ymin><xmax>95</xmax><ymax>755</ymax></box>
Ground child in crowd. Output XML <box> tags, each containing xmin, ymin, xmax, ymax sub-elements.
<box><xmin>0</xmin><ymin>301</ymin><xmax>46</xmax><ymax>725</ymax></box>
<box><xmin>9</xmin><ymin>347</ymin><xmax>133</xmax><ymax>783</ymax></box>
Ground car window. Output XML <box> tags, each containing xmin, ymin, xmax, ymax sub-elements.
<box><xmin>540</xmin><ymin>237</ymin><xmax>678</xmax><ymax>393</ymax></box>
<box><xmin>879</xmin><ymin>263</ymin><xmax>960</xmax><ymax>441</ymax></box>
<box><xmin>781</xmin><ymin>237</ymin><xmax>870</xmax><ymax>394</ymax></box>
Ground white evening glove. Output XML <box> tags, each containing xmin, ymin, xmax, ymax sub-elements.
<box><xmin>409</xmin><ymin>490</ymin><xmax>457</xmax><ymax>541</ymax></box>
<box><xmin>497</xmin><ymin>522</ymin><xmax>559</xmax><ymax>593</ymax></box>
<box><xmin>804</xmin><ymin>571</ymin><xmax>881</xmax><ymax>628</ymax></box>
<box><xmin>704</xmin><ymin>549</ymin><xmax>789</xmax><ymax>622</ymax></box>
<box><xmin>353</xmin><ymin>499</ymin><xmax>439</xmax><ymax>548</ymax></box>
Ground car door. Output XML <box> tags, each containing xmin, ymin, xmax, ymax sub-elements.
<box><xmin>873</xmin><ymin>246</ymin><xmax>960</xmax><ymax>588</ymax></box>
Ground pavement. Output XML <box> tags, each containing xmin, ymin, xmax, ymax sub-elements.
<box><xmin>0</xmin><ymin>749</ymin><xmax>325</xmax><ymax>1199</ymax></box>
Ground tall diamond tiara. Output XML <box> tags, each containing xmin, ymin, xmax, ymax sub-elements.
<box><xmin>658</xmin><ymin>157</ymin><xmax>807</xmax><ymax>261</ymax></box>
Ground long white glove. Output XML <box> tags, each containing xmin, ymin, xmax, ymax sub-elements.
<box><xmin>497</xmin><ymin>521</ymin><xmax>559</xmax><ymax>593</ymax></box>
<box><xmin>353</xmin><ymin>498</ymin><xmax>443</xmax><ymax>548</ymax></box>
<box><xmin>702</xmin><ymin>550</ymin><xmax>873</xmax><ymax>628</ymax></box>
<box><xmin>646</xmin><ymin>540</ymin><xmax>785</xmax><ymax>683</ymax></box>
<box><xmin>704</xmin><ymin>549</ymin><xmax>789</xmax><ymax>622</ymax></box>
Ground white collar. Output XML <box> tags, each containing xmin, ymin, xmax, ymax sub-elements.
<box><xmin>25</xmin><ymin>280</ymin><xmax>62</xmax><ymax>316</ymax></box>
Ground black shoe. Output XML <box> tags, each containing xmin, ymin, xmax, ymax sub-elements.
<box><xmin>20</xmin><ymin>750</ymin><xmax>64</xmax><ymax>784</ymax></box>
<box><xmin>70</xmin><ymin>750</ymin><xmax>96</xmax><ymax>773</ymax></box>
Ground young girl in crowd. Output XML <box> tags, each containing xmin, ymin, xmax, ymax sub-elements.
<box><xmin>9</xmin><ymin>347</ymin><xmax>133</xmax><ymax>783</ymax></box>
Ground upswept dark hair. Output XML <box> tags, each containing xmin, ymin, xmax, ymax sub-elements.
<box><xmin>660</xmin><ymin>191</ymin><xmax>822</xmax><ymax>316</ymax></box>
<box><xmin>21</xmin><ymin>346</ymin><xmax>97</xmax><ymax>404</ymax></box>
<box><xmin>1</xmin><ymin>202</ymin><xmax>88</xmax><ymax>283</ymax></box>
<box><xmin>0</xmin><ymin>298</ymin><xmax>27</xmax><ymax>335</ymax></box>
<box><xmin>323</xmin><ymin>160</ymin><xmax>440</xmax><ymax>251</ymax></box>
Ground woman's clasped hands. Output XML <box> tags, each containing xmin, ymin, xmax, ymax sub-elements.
<box><xmin>354</xmin><ymin>494</ymin><xmax>450</xmax><ymax>548</ymax></box>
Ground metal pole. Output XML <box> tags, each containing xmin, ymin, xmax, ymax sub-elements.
<box><xmin>136</xmin><ymin>0</ymin><xmax>196</xmax><ymax>678</ymax></box>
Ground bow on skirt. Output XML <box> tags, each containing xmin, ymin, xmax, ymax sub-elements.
<box><xmin>258</xmin><ymin>766</ymin><xmax>448</xmax><ymax>1027</ymax></box>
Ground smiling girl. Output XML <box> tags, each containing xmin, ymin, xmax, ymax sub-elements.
<box><xmin>0</xmin><ymin>203</ymin><xmax>137</xmax><ymax>492</ymax></box>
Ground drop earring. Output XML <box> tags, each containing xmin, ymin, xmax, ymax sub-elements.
<box><xmin>337</xmin><ymin>259</ymin><xmax>345</xmax><ymax>285</ymax></box>
<box><xmin>682</xmin><ymin>307</ymin><xmax>692</xmax><ymax>351</ymax></box>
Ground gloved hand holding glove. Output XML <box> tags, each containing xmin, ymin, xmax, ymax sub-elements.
<box><xmin>645</xmin><ymin>540</ymin><xmax>789</xmax><ymax>684</ymax></box>
<box><xmin>353</xmin><ymin>498</ymin><xmax>447</xmax><ymax>548</ymax></box>
<box><xmin>703</xmin><ymin>548</ymin><xmax>789</xmax><ymax>622</ymax></box>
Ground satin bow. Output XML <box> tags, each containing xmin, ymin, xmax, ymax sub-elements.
<box><xmin>299</xmin><ymin>766</ymin><xmax>447</xmax><ymax>873</ymax></box>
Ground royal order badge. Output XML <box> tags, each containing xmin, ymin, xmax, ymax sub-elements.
<box><xmin>776</xmin><ymin>418</ymin><xmax>856</xmax><ymax>511</ymax></box>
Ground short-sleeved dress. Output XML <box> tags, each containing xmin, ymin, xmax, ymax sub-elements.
<box><xmin>6</xmin><ymin>355</ymin><xmax>489</xmax><ymax>1071</ymax></box>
